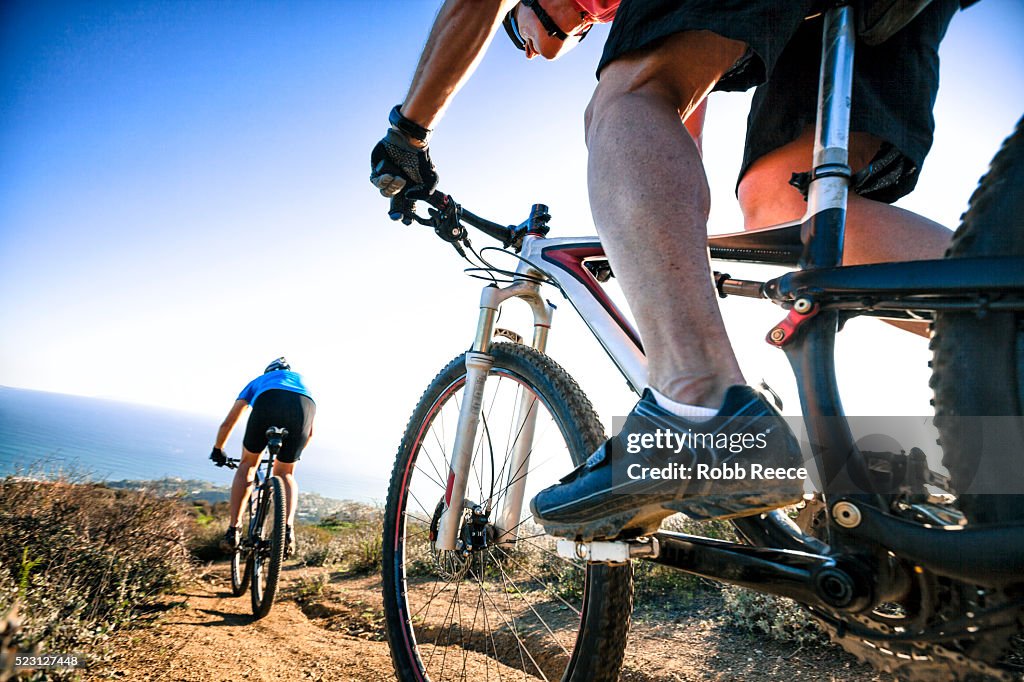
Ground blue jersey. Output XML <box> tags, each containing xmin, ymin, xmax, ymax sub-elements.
<box><xmin>237</xmin><ymin>370</ymin><xmax>314</xmax><ymax>405</ymax></box>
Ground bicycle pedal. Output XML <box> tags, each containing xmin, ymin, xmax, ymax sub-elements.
<box><xmin>555</xmin><ymin>537</ymin><xmax>660</xmax><ymax>564</ymax></box>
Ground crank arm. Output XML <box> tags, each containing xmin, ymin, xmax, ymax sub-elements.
<box><xmin>648</xmin><ymin>531</ymin><xmax>867</xmax><ymax>611</ymax></box>
<box><xmin>556</xmin><ymin>530</ymin><xmax>865</xmax><ymax>611</ymax></box>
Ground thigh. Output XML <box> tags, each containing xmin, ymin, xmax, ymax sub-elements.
<box><xmin>591</xmin><ymin>29</ymin><xmax>747</xmax><ymax>121</ymax></box>
<box><xmin>272</xmin><ymin>460</ymin><xmax>296</xmax><ymax>477</ymax></box>
<box><xmin>738</xmin><ymin>127</ymin><xmax>885</xmax><ymax>228</ymax></box>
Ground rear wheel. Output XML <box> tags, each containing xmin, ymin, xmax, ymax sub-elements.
<box><xmin>382</xmin><ymin>343</ymin><xmax>633</xmax><ymax>681</ymax></box>
<box><xmin>804</xmin><ymin>117</ymin><xmax>1024</xmax><ymax>681</ymax></box>
<box><xmin>930</xmin><ymin>115</ymin><xmax>1024</xmax><ymax>525</ymax></box>
<box><xmin>250</xmin><ymin>475</ymin><xmax>286</xmax><ymax>619</ymax></box>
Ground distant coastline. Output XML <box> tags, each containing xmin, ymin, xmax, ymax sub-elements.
<box><xmin>104</xmin><ymin>477</ymin><xmax>367</xmax><ymax>523</ymax></box>
<box><xmin>0</xmin><ymin>385</ymin><xmax>387</xmax><ymax>504</ymax></box>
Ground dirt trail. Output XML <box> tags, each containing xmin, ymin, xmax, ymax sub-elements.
<box><xmin>88</xmin><ymin>562</ymin><xmax>882</xmax><ymax>682</ymax></box>
<box><xmin>90</xmin><ymin>565</ymin><xmax>394</xmax><ymax>682</ymax></box>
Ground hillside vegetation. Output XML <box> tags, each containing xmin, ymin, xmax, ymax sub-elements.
<box><xmin>0</xmin><ymin>477</ymin><xmax>193</xmax><ymax>681</ymax></box>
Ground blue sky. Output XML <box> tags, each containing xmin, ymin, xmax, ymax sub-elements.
<box><xmin>1</xmin><ymin>0</ymin><xmax>1022</xmax><ymax>471</ymax></box>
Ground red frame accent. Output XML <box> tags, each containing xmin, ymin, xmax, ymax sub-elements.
<box><xmin>541</xmin><ymin>244</ymin><xmax>644</xmax><ymax>351</ymax></box>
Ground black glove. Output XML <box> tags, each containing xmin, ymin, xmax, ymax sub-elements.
<box><xmin>370</xmin><ymin>128</ymin><xmax>438</xmax><ymax>203</ymax></box>
<box><xmin>210</xmin><ymin>447</ymin><xmax>227</xmax><ymax>467</ymax></box>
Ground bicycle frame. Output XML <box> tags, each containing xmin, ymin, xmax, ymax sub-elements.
<box><xmin>432</xmin><ymin>4</ymin><xmax>1024</xmax><ymax>591</ymax></box>
<box><xmin>242</xmin><ymin>427</ymin><xmax>287</xmax><ymax>549</ymax></box>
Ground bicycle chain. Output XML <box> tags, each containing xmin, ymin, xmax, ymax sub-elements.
<box><xmin>809</xmin><ymin>579</ymin><xmax>1023</xmax><ymax>680</ymax></box>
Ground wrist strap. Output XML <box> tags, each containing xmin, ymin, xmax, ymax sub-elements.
<box><xmin>389</xmin><ymin>105</ymin><xmax>431</xmax><ymax>143</ymax></box>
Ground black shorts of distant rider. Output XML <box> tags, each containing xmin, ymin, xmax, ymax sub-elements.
<box><xmin>242</xmin><ymin>389</ymin><xmax>316</xmax><ymax>464</ymax></box>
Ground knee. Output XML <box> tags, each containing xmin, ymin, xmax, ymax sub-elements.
<box><xmin>586</xmin><ymin>32</ymin><xmax>745</xmax><ymax>146</ymax></box>
<box><xmin>585</xmin><ymin>55</ymin><xmax>681</xmax><ymax>145</ymax></box>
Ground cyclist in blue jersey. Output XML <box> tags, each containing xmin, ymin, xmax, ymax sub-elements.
<box><xmin>210</xmin><ymin>357</ymin><xmax>316</xmax><ymax>556</ymax></box>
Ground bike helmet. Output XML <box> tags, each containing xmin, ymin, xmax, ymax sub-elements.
<box><xmin>264</xmin><ymin>357</ymin><xmax>290</xmax><ymax>373</ymax></box>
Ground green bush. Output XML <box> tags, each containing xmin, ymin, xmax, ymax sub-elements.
<box><xmin>0</xmin><ymin>477</ymin><xmax>193</xmax><ymax>676</ymax></box>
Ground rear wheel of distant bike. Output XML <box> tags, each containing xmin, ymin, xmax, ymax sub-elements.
<box><xmin>382</xmin><ymin>343</ymin><xmax>633</xmax><ymax>682</ymax></box>
<box><xmin>250</xmin><ymin>475</ymin><xmax>286</xmax><ymax>619</ymax></box>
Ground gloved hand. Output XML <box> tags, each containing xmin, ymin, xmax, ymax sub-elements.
<box><xmin>210</xmin><ymin>447</ymin><xmax>227</xmax><ymax>467</ymax></box>
<box><xmin>370</xmin><ymin>128</ymin><xmax>438</xmax><ymax>203</ymax></box>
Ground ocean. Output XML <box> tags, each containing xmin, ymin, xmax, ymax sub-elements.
<box><xmin>0</xmin><ymin>386</ymin><xmax>388</xmax><ymax>503</ymax></box>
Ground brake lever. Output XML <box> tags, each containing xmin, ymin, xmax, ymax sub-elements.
<box><xmin>426</xmin><ymin>195</ymin><xmax>467</xmax><ymax>245</ymax></box>
<box><xmin>390</xmin><ymin>191</ymin><xmax>472</xmax><ymax>257</ymax></box>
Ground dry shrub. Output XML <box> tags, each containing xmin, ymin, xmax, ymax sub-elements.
<box><xmin>721</xmin><ymin>586</ymin><xmax>828</xmax><ymax>645</ymax></box>
<box><xmin>0</xmin><ymin>476</ymin><xmax>193</xmax><ymax>674</ymax></box>
<box><xmin>294</xmin><ymin>508</ymin><xmax>384</xmax><ymax>574</ymax></box>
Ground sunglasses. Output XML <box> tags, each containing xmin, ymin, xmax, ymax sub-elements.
<box><xmin>502</xmin><ymin>0</ymin><xmax>592</xmax><ymax>52</ymax></box>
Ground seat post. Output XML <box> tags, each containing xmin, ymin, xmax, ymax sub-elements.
<box><xmin>803</xmin><ymin>3</ymin><xmax>856</xmax><ymax>270</ymax></box>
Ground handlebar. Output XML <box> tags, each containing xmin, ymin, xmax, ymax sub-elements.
<box><xmin>390</xmin><ymin>190</ymin><xmax>552</xmax><ymax>255</ymax></box>
<box><xmin>218</xmin><ymin>456</ymin><xmax>272</xmax><ymax>471</ymax></box>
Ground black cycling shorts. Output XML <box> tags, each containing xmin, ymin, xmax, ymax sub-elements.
<box><xmin>598</xmin><ymin>0</ymin><xmax>958</xmax><ymax>203</ymax></box>
<box><xmin>242</xmin><ymin>389</ymin><xmax>315</xmax><ymax>464</ymax></box>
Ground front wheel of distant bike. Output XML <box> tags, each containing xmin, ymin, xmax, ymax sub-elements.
<box><xmin>250</xmin><ymin>475</ymin><xmax>286</xmax><ymax>619</ymax></box>
<box><xmin>382</xmin><ymin>343</ymin><xmax>633</xmax><ymax>682</ymax></box>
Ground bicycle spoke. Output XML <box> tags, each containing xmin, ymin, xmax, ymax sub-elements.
<box><xmin>491</xmin><ymin>544</ymin><xmax>582</xmax><ymax>618</ymax></box>
<box><xmin>486</xmin><ymin>559</ymin><xmax>546</xmax><ymax>681</ymax></box>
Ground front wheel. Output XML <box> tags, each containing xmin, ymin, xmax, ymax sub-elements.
<box><xmin>382</xmin><ymin>343</ymin><xmax>633</xmax><ymax>682</ymax></box>
<box><xmin>250</xmin><ymin>475</ymin><xmax>286</xmax><ymax>619</ymax></box>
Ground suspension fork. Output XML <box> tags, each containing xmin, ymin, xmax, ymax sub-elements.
<box><xmin>434</xmin><ymin>276</ymin><xmax>555</xmax><ymax>551</ymax></box>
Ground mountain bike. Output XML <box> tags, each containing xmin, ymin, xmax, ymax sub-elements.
<box><xmin>380</xmin><ymin>3</ymin><xmax>1024</xmax><ymax>681</ymax></box>
<box><xmin>220</xmin><ymin>426</ymin><xmax>289</xmax><ymax>619</ymax></box>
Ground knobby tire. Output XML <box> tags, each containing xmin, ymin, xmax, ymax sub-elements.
<box><xmin>382</xmin><ymin>343</ymin><xmax>632</xmax><ymax>682</ymax></box>
<box><xmin>250</xmin><ymin>475</ymin><xmax>286</xmax><ymax>619</ymax></box>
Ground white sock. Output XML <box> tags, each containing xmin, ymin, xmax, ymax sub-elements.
<box><xmin>649</xmin><ymin>388</ymin><xmax>718</xmax><ymax>422</ymax></box>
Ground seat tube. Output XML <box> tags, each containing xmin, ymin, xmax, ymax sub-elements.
<box><xmin>435</xmin><ymin>295</ymin><xmax>499</xmax><ymax>551</ymax></box>
<box><xmin>789</xmin><ymin>4</ymin><xmax>876</xmax><ymax>505</ymax></box>
<box><xmin>804</xmin><ymin>4</ymin><xmax>855</xmax><ymax>269</ymax></box>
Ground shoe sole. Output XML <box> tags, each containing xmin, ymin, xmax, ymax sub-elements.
<box><xmin>538</xmin><ymin>491</ymin><xmax>802</xmax><ymax>542</ymax></box>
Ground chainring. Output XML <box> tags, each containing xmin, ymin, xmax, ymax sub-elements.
<box><xmin>793</xmin><ymin>495</ymin><xmax>1023</xmax><ymax>680</ymax></box>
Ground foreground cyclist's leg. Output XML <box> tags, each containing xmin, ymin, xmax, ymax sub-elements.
<box><xmin>738</xmin><ymin>3</ymin><xmax>957</xmax><ymax>336</ymax></box>
<box><xmin>531</xmin><ymin>26</ymin><xmax>804</xmax><ymax>541</ymax></box>
<box><xmin>585</xmin><ymin>31</ymin><xmax>746</xmax><ymax>409</ymax></box>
